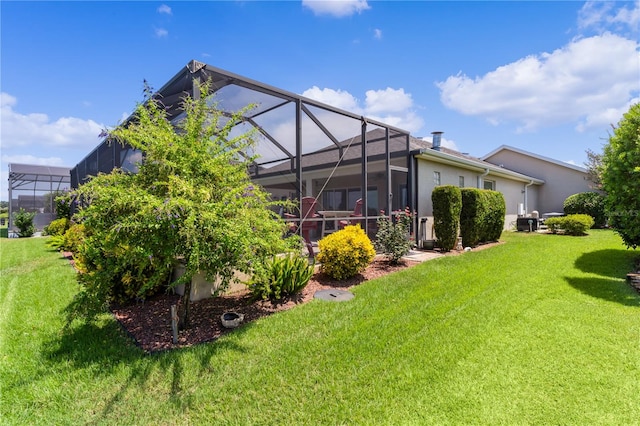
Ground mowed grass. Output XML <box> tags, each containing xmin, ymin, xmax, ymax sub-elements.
<box><xmin>1</xmin><ymin>231</ymin><xmax>639</xmax><ymax>425</ymax></box>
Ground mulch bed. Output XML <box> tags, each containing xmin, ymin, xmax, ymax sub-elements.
<box><xmin>66</xmin><ymin>242</ymin><xmax>503</xmax><ymax>353</ymax></box>
<box><xmin>111</xmin><ymin>257</ymin><xmax>420</xmax><ymax>353</ymax></box>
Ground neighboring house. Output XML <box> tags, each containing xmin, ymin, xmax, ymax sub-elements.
<box><xmin>482</xmin><ymin>145</ymin><xmax>592</xmax><ymax>214</ymax></box>
<box><xmin>7</xmin><ymin>163</ymin><xmax>71</xmax><ymax>232</ymax></box>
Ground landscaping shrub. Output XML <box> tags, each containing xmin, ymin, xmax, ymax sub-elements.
<box><xmin>65</xmin><ymin>80</ymin><xmax>292</xmax><ymax>328</ymax></box>
<box><xmin>55</xmin><ymin>192</ymin><xmax>74</xmax><ymax>219</ymax></box>
<box><xmin>249</xmin><ymin>254</ymin><xmax>314</xmax><ymax>301</ymax></box>
<box><xmin>44</xmin><ymin>218</ymin><xmax>70</xmax><ymax>236</ymax></box>
<box><xmin>460</xmin><ymin>189</ymin><xmax>505</xmax><ymax>246</ymax></box>
<box><xmin>563</xmin><ymin>192</ymin><xmax>606</xmax><ymax>228</ymax></box>
<box><xmin>62</xmin><ymin>223</ymin><xmax>86</xmax><ymax>253</ymax></box>
<box><xmin>432</xmin><ymin>185</ymin><xmax>462</xmax><ymax>251</ymax></box>
<box><xmin>482</xmin><ymin>190</ymin><xmax>506</xmax><ymax>241</ymax></box>
<box><xmin>375</xmin><ymin>207</ymin><xmax>413</xmax><ymax>264</ymax></box>
<box><xmin>47</xmin><ymin>222</ymin><xmax>87</xmax><ymax>254</ymax></box>
<box><xmin>545</xmin><ymin>214</ymin><xmax>595</xmax><ymax>236</ymax></box>
<box><xmin>317</xmin><ymin>225</ymin><xmax>375</xmax><ymax>280</ymax></box>
<box><xmin>13</xmin><ymin>208</ymin><xmax>35</xmax><ymax>237</ymax></box>
<box><xmin>460</xmin><ymin>188</ymin><xmax>484</xmax><ymax>247</ymax></box>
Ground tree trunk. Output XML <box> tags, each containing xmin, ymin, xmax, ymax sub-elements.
<box><xmin>178</xmin><ymin>280</ymin><xmax>191</xmax><ymax>330</ymax></box>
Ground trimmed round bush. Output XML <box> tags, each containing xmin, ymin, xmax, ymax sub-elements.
<box><xmin>563</xmin><ymin>192</ymin><xmax>606</xmax><ymax>228</ymax></box>
<box><xmin>545</xmin><ymin>214</ymin><xmax>594</xmax><ymax>236</ymax></box>
<box><xmin>317</xmin><ymin>225</ymin><xmax>375</xmax><ymax>280</ymax></box>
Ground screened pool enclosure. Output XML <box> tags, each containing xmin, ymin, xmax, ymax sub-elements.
<box><xmin>8</xmin><ymin>163</ymin><xmax>71</xmax><ymax>232</ymax></box>
<box><xmin>71</xmin><ymin>60</ymin><xmax>414</xmax><ymax>242</ymax></box>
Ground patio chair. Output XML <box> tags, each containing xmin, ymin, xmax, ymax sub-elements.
<box><xmin>284</xmin><ymin>196</ymin><xmax>320</xmax><ymax>256</ymax></box>
<box><xmin>339</xmin><ymin>198</ymin><xmax>364</xmax><ymax>229</ymax></box>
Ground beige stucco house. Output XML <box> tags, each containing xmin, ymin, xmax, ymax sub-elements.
<box><xmin>482</xmin><ymin>145</ymin><xmax>592</xmax><ymax>215</ymax></box>
<box><xmin>411</xmin><ymin>137</ymin><xmax>545</xmax><ymax>231</ymax></box>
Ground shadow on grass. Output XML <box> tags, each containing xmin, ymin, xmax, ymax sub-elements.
<box><xmin>94</xmin><ymin>327</ymin><xmax>253</xmax><ymax>420</ymax></box>
<box><xmin>43</xmin><ymin>321</ymin><xmax>142</xmax><ymax>370</ymax></box>
<box><xmin>574</xmin><ymin>249</ymin><xmax>637</xmax><ymax>278</ymax></box>
<box><xmin>564</xmin><ymin>276</ymin><xmax>640</xmax><ymax>307</ymax></box>
<box><xmin>41</xmin><ymin>318</ymin><xmax>254</xmax><ymax>421</ymax></box>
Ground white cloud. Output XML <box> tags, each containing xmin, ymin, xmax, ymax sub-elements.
<box><xmin>437</xmin><ymin>33</ymin><xmax>639</xmax><ymax>132</ymax></box>
<box><xmin>0</xmin><ymin>92</ymin><xmax>103</xmax><ymax>149</ymax></box>
<box><xmin>576</xmin><ymin>96</ymin><xmax>640</xmax><ymax>132</ymax></box>
<box><xmin>302</xmin><ymin>0</ymin><xmax>370</xmax><ymax>17</ymax></box>
<box><xmin>154</xmin><ymin>27</ymin><xmax>168</xmax><ymax>38</ymax></box>
<box><xmin>302</xmin><ymin>86</ymin><xmax>362</xmax><ymax>112</ymax></box>
<box><xmin>365</xmin><ymin>88</ymin><xmax>413</xmax><ymax>114</ymax></box>
<box><xmin>373</xmin><ymin>28</ymin><xmax>382</xmax><ymax>39</ymax></box>
<box><xmin>2</xmin><ymin>154</ymin><xmax>66</xmax><ymax>167</ymax></box>
<box><xmin>302</xmin><ymin>86</ymin><xmax>424</xmax><ymax>133</ymax></box>
<box><xmin>578</xmin><ymin>1</ymin><xmax>639</xmax><ymax>32</ymax></box>
<box><xmin>157</xmin><ymin>4</ymin><xmax>172</xmax><ymax>15</ymax></box>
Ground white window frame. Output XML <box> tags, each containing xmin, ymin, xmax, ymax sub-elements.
<box><xmin>483</xmin><ymin>179</ymin><xmax>496</xmax><ymax>190</ymax></box>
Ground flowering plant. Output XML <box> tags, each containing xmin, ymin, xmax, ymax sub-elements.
<box><xmin>375</xmin><ymin>207</ymin><xmax>415</xmax><ymax>264</ymax></box>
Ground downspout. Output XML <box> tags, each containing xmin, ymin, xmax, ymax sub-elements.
<box><xmin>524</xmin><ymin>180</ymin><xmax>534</xmax><ymax>215</ymax></box>
<box><xmin>477</xmin><ymin>168</ymin><xmax>489</xmax><ymax>188</ymax></box>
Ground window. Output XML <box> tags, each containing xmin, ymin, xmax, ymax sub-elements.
<box><xmin>322</xmin><ymin>187</ymin><xmax>378</xmax><ymax>213</ymax></box>
<box><xmin>322</xmin><ymin>189</ymin><xmax>346</xmax><ymax>210</ymax></box>
<box><xmin>483</xmin><ymin>179</ymin><xmax>495</xmax><ymax>190</ymax></box>
<box><xmin>459</xmin><ymin>176</ymin><xmax>464</xmax><ymax>187</ymax></box>
<box><xmin>433</xmin><ymin>171</ymin><xmax>441</xmax><ymax>186</ymax></box>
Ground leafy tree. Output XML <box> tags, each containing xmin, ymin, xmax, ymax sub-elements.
<box><xmin>600</xmin><ymin>102</ymin><xmax>640</xmax><ymax>248</ymax></box>
<box><xmin>68</xmin><ymin>80</ymin><xmax>294</xmax><ymax>328</ymax></box>
<box><xmin>563</xmin><ymin>192</ymin><xmax>606</xmax><ymax>228</ymax></box>
<box><xmin>584</xmin><ymin>148</ymin><xmax>603</xmax><ymax>190</ymax></box>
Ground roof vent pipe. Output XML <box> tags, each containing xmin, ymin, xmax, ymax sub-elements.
<box><xmin>431</xmin><ymin>131</ymin><xmax>443</xmax><ymax>151</ymax></box>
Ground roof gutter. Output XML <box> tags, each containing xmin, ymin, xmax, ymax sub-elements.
<box><xmin>414</xmin><ymin>148</ymin><xmax>544</xmax><ymax>185</ymax></box>
<box><xmin>524</xmin><ymin>179</ymin><xmax>534</xmax><ymax>214</ymax></box>
<box><xmin>477</xmin><ymin>168</ymin><xmax>490</xmax><ymax>189</ymax></box>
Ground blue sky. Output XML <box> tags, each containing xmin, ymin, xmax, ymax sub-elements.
<box><xmin>1</xmin><ymin>1</ymin><xmax>639</xmax><ymax>200</ymax></box>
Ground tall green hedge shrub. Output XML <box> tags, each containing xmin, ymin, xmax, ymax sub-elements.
<box><xmin>460</xmin><ymin>189</ymin><xmax>505</xmax><ymax>246</ymax></box>
<box><xmin>563</xmin><ymin>192</ymin><xmax>606</xmax><ymax>228</ymax></box>
<box><xmin>460</xmin><ymin>188</ymin><xmax>484</xmax><ymax>247</ymax></box>
<box><xmin>432</xmin><ymin>185</ymin><xmax>462</xmax><ymax>251</ymax></box>
<box><xmin>483</xmin><ymin>190</ymin><xmax>506</xmax><ymax>241</ymax></box>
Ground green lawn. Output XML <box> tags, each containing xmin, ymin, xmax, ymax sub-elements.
<box><xmin>1</xmin><ymin>231</ymin><xmax>639</xmax><ymax>425</ymax></box>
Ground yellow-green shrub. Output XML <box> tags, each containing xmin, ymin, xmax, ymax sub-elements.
<box><xmin>63</xmin><ymin>223</ymin><xmax>87</xmax><ymax>253</ymax></box>
<box><xmin>317</xmin><ymin>225</ymin><xmax>375</xmax><ymax>280</ymax></box>
<box><xmin>44</xmin><ymin>218</ymin><xmax>70</xmax><ymax>236</ymax></box>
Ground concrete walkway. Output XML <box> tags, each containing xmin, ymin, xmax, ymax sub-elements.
<box><xmin>401</xmin><ymin>249</ymin><xmax>444</xmax><ymax>262</ymax></box>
